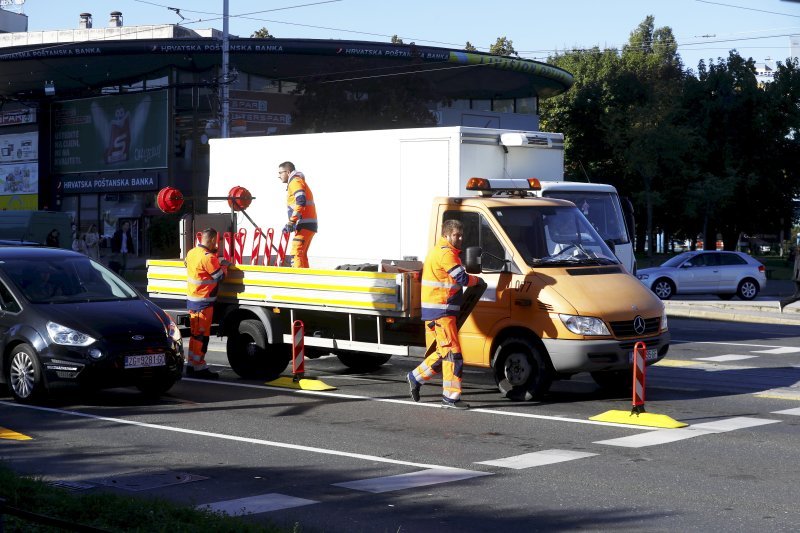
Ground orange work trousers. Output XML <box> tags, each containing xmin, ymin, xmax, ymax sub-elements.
<box><xmin>411</xmin><ymin>315</ymin><xmax>463</xmax><ymax>401</ymax></box>
<box><xmin>188</xmin><ymin>306</ymin><xmax>213</xmax><ymax>370</ymax></box>
<box><xmin>289</xmin><ymin>228</ymin><xmax>315</xmax><ymax>268</ymax></box>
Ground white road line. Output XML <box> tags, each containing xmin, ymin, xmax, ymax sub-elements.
<box><xmin>594</xmin><ymin>417</ymin><xmax>779</xmax><ymax>448</ymax></box>
<box><xmin>0</xmin><ymin>401</ymin><xmax>460</xmax><ymax>470</ymax></box>
<box><xmin>333</xmin><ymin>467</ymin><xmax>490</xmax><ymax>493</ymax></box>
<box><xmin>671</xmin><ymin>340</ymin><xmax>791</xmax><ymax>349</ymax></box>
<box><xmin>476</xmin><ymin>449</ymin><xmax>597</xmax><ymax>470</ymax></box>
<box><xmin>751</xmin><ymin>347</ymin><xmax>800</xmax><ymax>354</ymax></box>
<box><xmin>772</xmin><ymin>407</ymin><xmax>800</xmax><ymax>416</ymax></box>
<box><xmin>178</xmin><ymin>378</ymin><xmax>658</xmax><ymax>430</ymax></box>
<box><xmin>199</xmin><ymin>493</ymin><xmax>317</xmax><ymax>515</ymax></box>
<box><xmin>694</xmin><ymin>354</ymin><xmax>759</xmax><ymax>362</ymax></box>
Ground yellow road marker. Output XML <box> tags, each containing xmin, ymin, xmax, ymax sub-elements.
<box><xmin>266</xmin><ymin>376</ymin><xmax>337</xmax><ymax>391</ymax></box>
<box><xmin>654</xmin><ymin>359</ymin><xmax>701</xmax><ymax>367</ymax></box>
<box><xmin>0</xmin><ymin>427</ymin><xmax>32</xmax><ymax>440</ymax></box>
<box><xmin>590</xmin><ymin>410</ymin><xmax>688</xmax><ymax>429</ymax></box>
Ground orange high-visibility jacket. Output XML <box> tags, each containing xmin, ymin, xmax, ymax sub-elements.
<box><xmin>185</xmin><ymin>244</ymin><xmax>225</xmax><ymax>312</ymax></box>
<box><xmin>421</xmin><ymin>237</ymin><xmax>479</xmax><ymax>321</ymax></box>
<box><xmin>286</xmin><ymin>171</ymin><xmax>318</xmax><ymax>232</ymax></box>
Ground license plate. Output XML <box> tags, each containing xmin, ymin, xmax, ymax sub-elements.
<box><xmin>628</xmin><ymin>348</ymin><xmax>658</xmax><ymax>363</ymax></box>
<box><xmin>124</xmin><ymin>353</ymin><xmax>166</xmax><ymax>368</ymax></box>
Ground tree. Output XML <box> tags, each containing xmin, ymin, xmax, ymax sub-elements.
<box><xmin>464</xmin><ymin>41</ymin><xmax>477</xmax><ymax>52</ymax></box>
<box><xmin>391</xmin><ymin>34</ymin><xmax>404</xmax><ymax>45</ymax></box>
<box><xmin>489</xmin><ymin>37</ymin><xmax>517</xmax><ymax>57</ymax></box>
<box><xmin>251</xmin><ymin>27</ymin><xmax>273</xmax><ymax>38</ymax></box>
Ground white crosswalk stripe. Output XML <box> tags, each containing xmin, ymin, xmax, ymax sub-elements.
<box><xmin>750</xmin><ymin>347</ymin><xmax>800</xmax><ymax>354</ymax></box>
<box><xmin>333</xmin><ymin>467</ymin><xmax>490</xmax><ymax>493</ymax></box>
<box><xmin>772</xmin><ymin>407</ymin><xmax>800</xmax><ymax>416</ymax></box>
<box><xmin>198</xmin><ymin>493</ymin><xmax>318</xmax><ymax>515</ymax></box>
<box><xmin>695</xmin><ymin>354</ymin><xmax>758</xmax><ymax>362</ymax></box>
<box><xmin>476</xmin><ymin>449</ymin><xmax>597</xmax><ymax>469</ymax></box>
<box><xmin>594</xmin><ymin>417</ymin><xmax>780</xmax><ymax>448</ymax></box>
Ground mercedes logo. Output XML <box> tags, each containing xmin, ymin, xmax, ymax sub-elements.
<box><xmin>131</xmin><ymin>335</ymin><xmax>145</xmax><ymax>341</ymax></box>
<box><xmin>633</xmin><ymin>316</ymin><xmax>646</xmax><ymax>335</ymax></box>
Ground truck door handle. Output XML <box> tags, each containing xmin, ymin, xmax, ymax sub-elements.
<box><xmin>514</xmin><ymin>298</ymin><xmax>532</xmax><ymax>307</ymax></box>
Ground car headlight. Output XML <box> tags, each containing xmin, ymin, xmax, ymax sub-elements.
<box><xmin>661</xmin><ymin>310</ymin><xmax>669</xmax><ymax>332</ymax></box>
<box><xmin>559</xmin><ymin>314</ymin><xmax>610</xmax><ymax>336</ymax></box>
<box><xmin>167</xmin><ymin>318</ymin><xmax>182</xmax><ymax>344</ymax></box>
<box><xmin>46</xmin><ymin>321</ymin><xmax>96</xmax><ymax>347</ymax></box>
<box><xmin>637</xmin><ymin>273</ymin><xmax>649</xmax><ymax>280</ymax></box>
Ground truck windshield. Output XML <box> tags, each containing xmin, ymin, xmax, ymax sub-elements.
<box><xmin>541</xmin><ymin>190</ymin><xmax>630</xmax><ymax>245</ymax></box>
<box><xmin>490</xmin><ymin>206</ymin><xmax>620</xmax><ymax>268</ymax></box>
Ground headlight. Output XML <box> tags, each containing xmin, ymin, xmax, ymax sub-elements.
<box><xmin>558</xmin><ymin>314</ymin><xmax>610</xmax><ymax>336</ymax></box>
<box><xmin>661</xmin><ymin>311</ymin><xmax>669</xmax><ymax>332</ymax></box>
<box><xmin>637</xmin><ymin>273</ymin><xmax>649</xmax><ymax>280</ymax></box>
<box><xmin>46</xmin><ymin>321</ymin><xmax>96</xmax><ymax>347</ymax></box>
<box><xmin>167</xmin><ymin>318</ymin><xmax>183</xmax><ymax>344</ymax></box>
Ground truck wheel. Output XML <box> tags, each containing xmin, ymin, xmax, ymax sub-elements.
<box><xmin>493</xmin><ymin>337</ymin><xmax>552</xmax><ymax>401</ymax></box>
<box><xmin>336</xmin><ymin>351</ymin><xmax>391</xmax><ymax>372</ymax></box>
<box><xmin>590</xmin><ymin>370</ymin><xmax>631</xmax><ymax>394</ymax></box>
<box><xmin>7</xmin><ymin>344</ymin><xmax>47</xmax><ymax>403</ymax></box>
<box><xmin>227</xmin><ymin>319</ymin><xmax>290</xmax><ymax>380</ymax></box>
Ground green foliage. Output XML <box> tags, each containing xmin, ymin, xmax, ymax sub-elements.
<box><xmin>390</xmin><ymin>34</ymin><xmax>404</xmax><ymax>44</ymax></box>
<box><xmin>251</xmin><ymin>27</ymin><xmax>273</xmax><ymax>38</ymax></box>
<box><xmin>541</xmin><ymin>15</ymin><xmax>800</xmax><ymax>255</ymax></box>
<box><xmin>464</xmin><ymin>41</ymin><xmax>477</xmax><ymax>52</ymax></box>
<box><xmin>489</xmin><ymin>36</ymin><xmax>517</xmax><ymax>57</ymax></box>
<box><xmin>0</xmin><ymin>464</ymin><xmax>286</xmax><ymax>532</ymax></box>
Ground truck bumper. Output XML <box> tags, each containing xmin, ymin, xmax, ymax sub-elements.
<box><xmin>541</xmin><ymin>332</ymin><xmax>670</xmax><ymax>374</ymax></box>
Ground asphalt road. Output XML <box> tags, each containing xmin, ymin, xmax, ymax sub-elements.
<box><xmin>2</xmin><ymin>317</ymin><xmax>800</xmax><ymax>532</ymax></box>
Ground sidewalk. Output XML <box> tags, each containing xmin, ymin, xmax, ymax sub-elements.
<box><xmin>663</xmin><ymin>279</ymin><xmax>800</xmax><ymax>325</ymax></box>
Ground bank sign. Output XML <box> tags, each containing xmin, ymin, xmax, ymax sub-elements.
<box><xmin>52</xmin><ymin>91</ymin><xmax>168</xmax><ymax>173</ymax></box>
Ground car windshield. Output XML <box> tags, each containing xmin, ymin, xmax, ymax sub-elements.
<box><xmin>490</xmin><ymin>205</ymin><xmax>620</xmax><ymax>268</ymax></box>
<box><xmin>541</xmin><ymin>190</ymin><xmax>630</xmax><ymax>245</ymax></box>
<box><xmin>660</xmin><ymin>252</ymin><xmax>693</xmax><ymax>268</ymax></box>
<box><xmin>0</xmin><ymin>256</ymin><xmax>139</xmax><ymax>303</ymax></box>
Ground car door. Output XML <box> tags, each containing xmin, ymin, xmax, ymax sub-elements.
<box><xmin>679</xmin><ymin>253</ymin><xmax>720</xmax><ymax>293</ymax></box>
<box><xmin>717</xmin><ymin>252</ymin><xmax>748</xmax><ymax>292</ymax></box>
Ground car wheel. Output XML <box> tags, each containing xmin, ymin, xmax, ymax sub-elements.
<box><xmin>7</xmin><ymin>344</ymin><xmax>46</xmax><ymax>403</ymax></box>
<box><xmin>136</xmin><ymin>376</ymin><xmax>179</xmax><ymax>398</ymax></box>
<box><xmin>227</xmin><ymin>318</ymin><xmax>291</xmax><ymax>379</ymax></box>
<box><xmin>737</xmin><ymin>278</ymin><xmax>759</xmax><ymax>300</ymax></box>
<box><xmin>651</xmin><ymin>278</ymin><xmax>675</xmax><ymax>300</ymax></box>
<box><xmin>717</xmin><ymin>294</ymin><xmax>735</xmax><ymax>300</ymax></box>
<box><xmin>591</xmin><ymin>370</ymin><xmax>631</xmax><ymax>394</ymax></box>
<box><xmin>336</xmin><ymin>351</ymin><xmax>391</xmax><ymax>372</ymax></box>
<box><xmin>493</xmin><ymin>337</ymin><xmax>552</xmax><ymax>401</ymax></box>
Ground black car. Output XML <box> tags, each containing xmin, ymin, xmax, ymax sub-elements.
<box><xmin>0</xmin><ymin>246</ymin><xmax>184</xmax><ymax>403</ymax></box>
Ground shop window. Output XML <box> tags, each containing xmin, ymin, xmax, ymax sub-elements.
<box><xmin>516</xmin><ymin>97</ymin><xmax>537</xmax><ymax>115</ymax></box>
<box><xmin>492</xmin><ymin>99</ymin><xmax>514</xmax><ymax>113</ymax></box>
<box><xmin>471</xmin><ymin>99</ymin><xmax>491</xmax><ymax>111</ymax></box>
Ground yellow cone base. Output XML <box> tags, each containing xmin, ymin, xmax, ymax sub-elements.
<box><xmin>0</xmin><ymin>427</ymin><xmax>32</xmax><ymax>440</ymax></box>
<box><xmin>266</xmin><ymin>376</ymin><xmax>337</xmax><ymax>391</ymax></box>
<box><xmin>590</xmin><ymin>410</ymin><xmax>687</xmax><ymax>428</ymax></box>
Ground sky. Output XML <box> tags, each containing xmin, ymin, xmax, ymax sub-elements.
<box><xmin>8</xmin><ymin>0</ymin><xmax>800</xmax><ymax>73</ymax></box>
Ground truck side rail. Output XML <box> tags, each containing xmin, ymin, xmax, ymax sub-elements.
<box><xmin>146</xmin><ymin>259</ymin><xmax>419</xmax><ymax>317</ymax></box>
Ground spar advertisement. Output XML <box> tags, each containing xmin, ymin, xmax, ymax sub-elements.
<box><xmin>0</xmin><ymin>131</ymin><xmax>38</xmax><ymax>209</ymax></box>
<box><xmin>52</xmin><ymin>91</ymin><xmax>168</xmax><ymax>173</ymax></box>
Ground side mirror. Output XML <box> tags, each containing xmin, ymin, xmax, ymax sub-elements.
<box><xmin>464</xmin><ymin>246</ymin><xmax>483</xmax><ymax>274</ymax></box>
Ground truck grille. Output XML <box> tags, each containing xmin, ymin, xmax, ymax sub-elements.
<box><xmin>609</xmin><ymin>317</ymin><xmax>660</xmax><ymax>338</ymax></box>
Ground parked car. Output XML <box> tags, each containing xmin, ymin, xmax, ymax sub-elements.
<box><xmin>0</xmin><ymin>246</ymin><xmax>184</xmax><ymax>403</ymax></box>
<box><xmin>636</xmin><ymin>250</ymin><xmax>767</xmax><ymax>300</ymax></box>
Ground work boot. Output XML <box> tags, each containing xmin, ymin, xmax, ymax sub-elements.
<box><xmin>407</xmin><ymin>372</ymin><xmax>420</xmax><ymax>402</ymax></box>
<box><xmin>186</xmin><ymin>367</ymin><xmax>219</xmax><ymax>380</ymax></box>
<box><xmin>441</xmin><ymin>399</ymin><xmax>470</xmax><ymax>410</ymax></box>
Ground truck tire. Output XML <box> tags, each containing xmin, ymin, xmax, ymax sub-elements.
<box><xmin>493</xmin><ymin>337</ymin><xmax>552</xmax><ymax>401</ymax></box>
<box><xmin>227</xmin><ymin>319</ymin><xmax>291</xmax><ymax>380</ymax></box>
<box><xmin>336</xmin><ymin>351</ymin><xmax>391</xmax><ymax>372</ymax></box>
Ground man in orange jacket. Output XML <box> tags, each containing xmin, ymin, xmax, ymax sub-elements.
<box><xmin>185</xmin><ymin>228</ymin><xmax>230</xmax><ymax>379</ymax></box>
<box><xmin>407</xmin><ymin>219</ymin><xmax>485</xmax><ymax>409</ymax></box>
<box><xmin>278</xmin><ymin>161</ymin><xmax>317</xmax><ymax>268</ymax></box>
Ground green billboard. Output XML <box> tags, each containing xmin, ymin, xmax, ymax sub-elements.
<box><xmin>52</xmin><ymin>91</ymin><xmax>168</xmax><ymax>173</ymax></box>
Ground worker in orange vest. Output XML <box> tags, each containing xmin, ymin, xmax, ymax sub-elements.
<box><xmin>185</xmin><ymin>228</ymin><xmax>230</xmax><ymax>379</ymax></box>
<box><xmin>278</xmin><ymin>161</ymin><xmax>318</xmax><ymax>268</ymax></box>
<box><xmin>407</xmin><ymin>219</ymin><xmax>485</xmax><ymax>409</ymax></box>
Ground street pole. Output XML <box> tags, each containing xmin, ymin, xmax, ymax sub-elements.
<box><xmin>220</xmin><ymin>0</ymin><xmax>230</xmax><ymax>138</ymax></box>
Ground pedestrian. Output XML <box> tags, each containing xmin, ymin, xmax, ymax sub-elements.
<box><xmin>111</xmin><ymin>221</ymin><xmax>133</xmax><ymax>273</ymax></box>
<box><xmin>277</xmin><ymin>161</ymin><xmax>317</xmax><ymax>268</ymax></box>
<box><xmin>407</xmin><ymin>219</ymin><xmax>485</xmax><ymax>409</ymax></box>
<box><xmin>71</xmin><ymin>233</ymin><xmax>88</xmax><ymax>255</ymax></box>
<box><xmin>45</xmin><ymin>228</ymin><xmax>60</xmax><ymax>248</ymax></box>
<box><xmin>84</xmin><ymin>224</ymin><xmax>101</xmax><ymax>261</ymax></box>
<box><xmin>780</xmin><ymin>246</ymin><xmax>800</xmax><ymax>310</ymax></box>
<box><xmin>184</xmin><ymin>228</ymin><xmax>231</xmax><ymax>379</ymax></box>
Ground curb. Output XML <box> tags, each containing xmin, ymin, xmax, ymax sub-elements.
<box><xmin>664</xmin><ymin>300</ymin><xmax>800</xmax><ymax>325</ymax></box>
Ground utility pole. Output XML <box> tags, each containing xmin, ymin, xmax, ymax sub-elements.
<box><xmin>220</xmin><ymin>0</ymin><xmax>230</xmax><ymax>138</ymax></box>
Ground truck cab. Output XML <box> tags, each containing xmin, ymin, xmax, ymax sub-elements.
<box><xmin>435</xmin><ymin>179</ymin><xmax>668</xmax><ymax>400</ymax></box>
